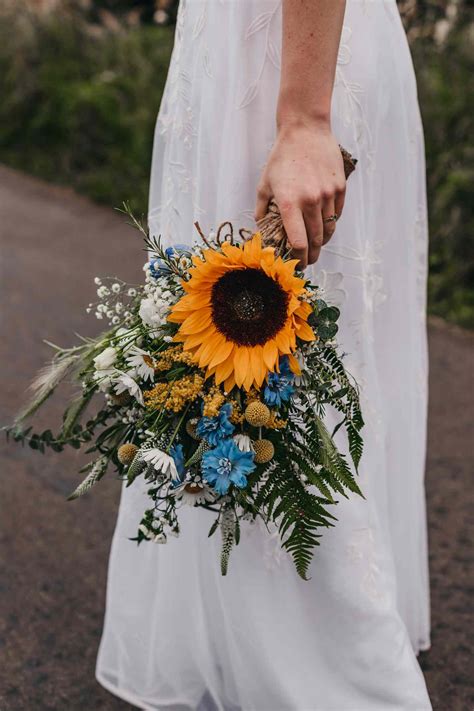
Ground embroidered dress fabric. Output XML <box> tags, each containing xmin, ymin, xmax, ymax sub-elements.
<box><xmin>97</xmin><ymin>1</ymin><xmax>432</xmax><ymax>709</ymax></box>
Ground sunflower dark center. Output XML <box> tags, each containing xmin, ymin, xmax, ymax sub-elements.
<box><xmin>211</xmin><ymin>268</ymin><xmax>289</xmax><ymax>346</ymax></box>
<box><xmin>233</xmin><ymin>290</ymin><xmax>265</xmax><ymax>321</ymax></box>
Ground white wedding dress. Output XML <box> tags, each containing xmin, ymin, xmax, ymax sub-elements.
<box><xmin>97</xmin><ymin>1</ymin><xmax>431</xmax><ymax>709</ymax></box>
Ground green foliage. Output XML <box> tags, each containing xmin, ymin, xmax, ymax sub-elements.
<box><xmin>0</xmin><ymin>6</ymin><xmax>472</xmax><ymax>326</ymax></box>
<box><xmin>409</xmin><ymin>10</ymin><xmax>474</xmax><ymax>327</ymax></box>
<box><xmin>251</xmin><ymin>344</ymin><xmax>364</xmax><ymax>580</ymax></box>
<box><xmin>0</xmin><ymin>8</ymin><xmax>173</xmax><ymax>213</ymax></box>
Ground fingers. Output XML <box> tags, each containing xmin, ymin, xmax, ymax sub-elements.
<box><xmin>322</xmin><ymin>197</ymin><xmax>337</xmax><ymax>245</ymax></box>
<box><xmin>322</xmin><ymin>176</ymin><xmax>346</xmax><ymax>245</ymax></box>
<box><xmin>303</xmin><ymin>202</ymin><xmax>324</xmax><ymax>265</ymax></box>
<box><xmin>254</xmin><ymin>182</ymin><xmax>271</xmax><ymax>222</ymax></box>
<box><xmin>278</xmin><ymin>201</ymin><xmax>308</xmax><ymax>269</ymax></box>
<box><xmin>334</xmin><ymin>180</ymin><xmax>346</xmax><ymax>225</ymax></box>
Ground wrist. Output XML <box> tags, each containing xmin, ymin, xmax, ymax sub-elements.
<box><xmin>276</xmin><ymin>99</ymin><xmax>331</xmax><ymax>133</ymax></box>
<box><xmin>276</xmin><ymin>112</ymin><xmax>332</xmax><ymax>135</ymax></box>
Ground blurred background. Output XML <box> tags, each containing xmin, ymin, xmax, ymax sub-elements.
<box><xmin>0</xmin><ymin>2</ymin><xmax>472</xmax><ymax>710</ymax></box>
<box><xmin>0</xmin><ymin>0</ymin><xmax>473</xmax><ymax>326</ymax></box>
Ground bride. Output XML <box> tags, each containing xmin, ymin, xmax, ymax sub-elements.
<box><xmin>97</xmin><ymin>1</ymin><xmax>431</xmax><ymax>708</ymax></box>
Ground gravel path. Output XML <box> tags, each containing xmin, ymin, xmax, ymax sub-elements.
<box><xmin>0</xmin><ymin>166</ymin><xmax>472</xmax><ymax>710</ymax></box>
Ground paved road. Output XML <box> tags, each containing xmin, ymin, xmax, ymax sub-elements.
<box><xmin>0</xmin><ymin>166</ymin><xmax>472</xmax><ymax>710</ymax></box>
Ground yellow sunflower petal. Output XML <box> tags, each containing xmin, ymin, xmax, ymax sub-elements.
<box><xmin>274</xmin><ymin>327</ymin><xmax>292</xmax><ymax>354</ymax></box>
<box><xmin>179</xmin><ymin>308</ymin><xmax>213</xmax><ymax>335</ymax></box>
<box><xmin>214</xmin><ymin>348</ymin><xmax>236</xmax><ymax>384</ymax></box>
<box><xmin>296</xmin><ymin>319</ymin><xmax>316</xmax><ymax>341</ymax></box>
<box><xmin>249</xmin><ymin>345</ymin><xmax>267</xmax><ymax>389</ymax></box>
<box><xmin>207</xmin><ymin>337</ymin><xmax>234</xmax><ymax>369</ymax></box>
<box><xmin>181</xmin><ymin>327</ymin><xmax>215</xmax><ymax>350</ymax></box>
<box><xmin>287</xmin><ymin>352</ymin><xmax>302</xmax><ymax>376</ymax></box>
<box><xmin>195</xmin><ymin>333</ymin><xmax>225</xmax><ymax>368</ymax></box>
<box><xmin>262</xmin><ymin>339</ymin><xmax>279</xmax><ymax>372</ymax></box>
<box><xmin>242</xmin><ymin>233</ymin><xmax>263</xmax><ymax>267</ymax></box>
<box><xmin>294</xmin><ymin>300</ymin><xmax>313</xmax><ymax>318</ymax></box>
<box><xmin>221</xmin><ymin>242</ymin><xmax>244</xmax><ymax>263</ymax></box>
<box><xmin>224</xmin><ymin>372</ymin><xmax>236</xmax><ymax>394</ymax></box>
<box><xmin>233</xmin><ymin>346</ymin><xmax>250</xmax><ymax>388</ymax></box>
<box><xmin>172</xmin><ymin>291</ymin><xmax>211</xmax><ymax>312</ymax></box>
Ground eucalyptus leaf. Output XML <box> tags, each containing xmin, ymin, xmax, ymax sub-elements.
<box><xmin>319</xmin><ymin>306</ymin><xmax>340</xmax><ymax>323</ymax></box>
<box><xmin>317</xmin><ymin>322</ymin><xmax>338</xmax><ymax>340</ymax></box>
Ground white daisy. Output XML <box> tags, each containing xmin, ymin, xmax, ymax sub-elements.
<box><xmin>141</xmin><ymin>448</ymin><xmax>178</xmax><ymax>479</ymax></box>
<box><xmin>125</xmin><ymin>346</ymin><xmax>156</xmax><ymax>382</ymax></box>
<box><xmin>114</xmin><ymin>372</ymin><xmax>144</xmax><ymax>406</ymax></box>
<box><xmin>233</xmin><ymin>434</ymin><xmax>254</xmax><ymax>452</ymax></box>
<box><xmin>171</xmin><ymin>481</ymin><xmax>216</xmax><ymax>506</ymax></box>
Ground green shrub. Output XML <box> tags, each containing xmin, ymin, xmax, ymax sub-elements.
<box><xmin>0</xmin><ymin>9</ymin><xmax>173</xmax><ymax>213</ymax></box>
<box><xmin>411</xmin><ymin>18</ymin><xmax>474</xmax><ymax>328</ymax></box>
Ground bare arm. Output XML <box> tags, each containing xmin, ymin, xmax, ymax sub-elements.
<box><xmin>255</xmin><ymin>0</ymin><xmax>346</xmax><ymax>268</ymax></box>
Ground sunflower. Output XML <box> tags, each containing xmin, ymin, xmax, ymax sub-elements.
<box><xmin>168</xmin><ymin>233</ymin><xmax>315</xmax><ymax>391</ymax></box>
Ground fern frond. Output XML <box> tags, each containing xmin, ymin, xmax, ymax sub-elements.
<box><xmin>347</xmin><ymin>420</ymin><xmax>364</xmax><ymax>470</ymax></box>
<box><xmin>289</xmin><ymin>446</ymin><xmax>335</xmax><ymax>502</ymax></box>
<box><xmin>314</xmin><ymin>417</ymin><xmax>362</xmax><ymax>496</ymax></box>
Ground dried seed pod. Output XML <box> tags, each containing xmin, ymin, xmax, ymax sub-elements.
<box><xmin>118</xmin><ymin>443</ymin><xmax>139</xmax><ymax>465</ymax></box>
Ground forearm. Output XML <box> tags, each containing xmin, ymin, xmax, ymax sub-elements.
<box><xmin>278</xmin><ymin>0</ymin><xmax>346</xmax><ymax>128</ymax></box>
<box><xmin>255</xmin><ymin>1</ymin><xmax>347</xmax><ymax>267</ymax></box>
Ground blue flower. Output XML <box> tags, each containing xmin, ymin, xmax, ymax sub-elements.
<box><xmin>202</xmin><ymin>439</ymin><xmax>255</xmax><ymax>495</ymax></box>
<box><xmin>263</xmin><ymin>356</ymin><xmax>295</xmax><ymax>407</ymax></box>
<box><xmin>170</xmin><ymin>443</ymin><xmax>186</xmax><ymax>485</ymax></box>
<box><xmin>148</xmin><ymin>244</ymin><xmax>191</xmax><ymax>278</ymax></box>
<box><xmin>196</xmin><ymin>403</ymin><xmax>234</xmax><ymax>446</ymax></box>
<box><xmin>165</xmin><ymin>244</ymin><xmax>191</xmax><ymax>257</ymax></box>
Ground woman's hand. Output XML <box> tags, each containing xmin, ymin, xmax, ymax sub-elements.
<box><xmin>255</xmin><ymin>120</ymin><xmax>346</xmax><ymax>269</ymax></box>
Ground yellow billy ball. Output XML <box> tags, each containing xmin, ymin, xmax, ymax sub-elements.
<box><xmin>117</xmin><ymin>443</ymin><xmax>139</xmax><ymax>465</ymax></box>
<box><xmin>253</xmin><ymin>439</ymin><xmax>275</xmax><ymax>464</ymax></box>
<box><xmin>244</xmin><ymin>400</ymin><xmax>271</xmax><ymax>428</ymax></box>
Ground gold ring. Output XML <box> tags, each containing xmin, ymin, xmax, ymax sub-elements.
<box><xmin>323</xmin><ymin>214</ymin><xmax>338</xmax><ymax>224</ymax></box>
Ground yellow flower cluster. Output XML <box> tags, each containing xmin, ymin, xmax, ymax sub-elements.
<box><xmin>154</xmin><ymin>345</ymin><xmax>195</xmax><ymax>372</ymax></box>
<box><xmin>229</xmin><ymin>399</ymin><xmax>244</xmax><ymax>425</ymax></box>
<box><xmin>267</xmin><ymin>412</ymin><xmax>288</xmax><ymax>430</ymax></box>
<box><xmin>245</xmin><ymin>388</ymin><xmax>260</xmax><ymax>405</ymax></box>
<box><xmin>202</xmin><ymin>387</ymin><xmax>226</xmax><ymax>418</ymax></box>
<box><xmin>144</xmin><ymin>374</ymin><xmax>204</xmax><ymax>413</ymax></box>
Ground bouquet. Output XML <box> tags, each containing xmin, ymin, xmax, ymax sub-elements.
<box><xmin>7</xmin><ymin>200</ymin><xmax>363</xmax><ymax>580</ymax></box>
